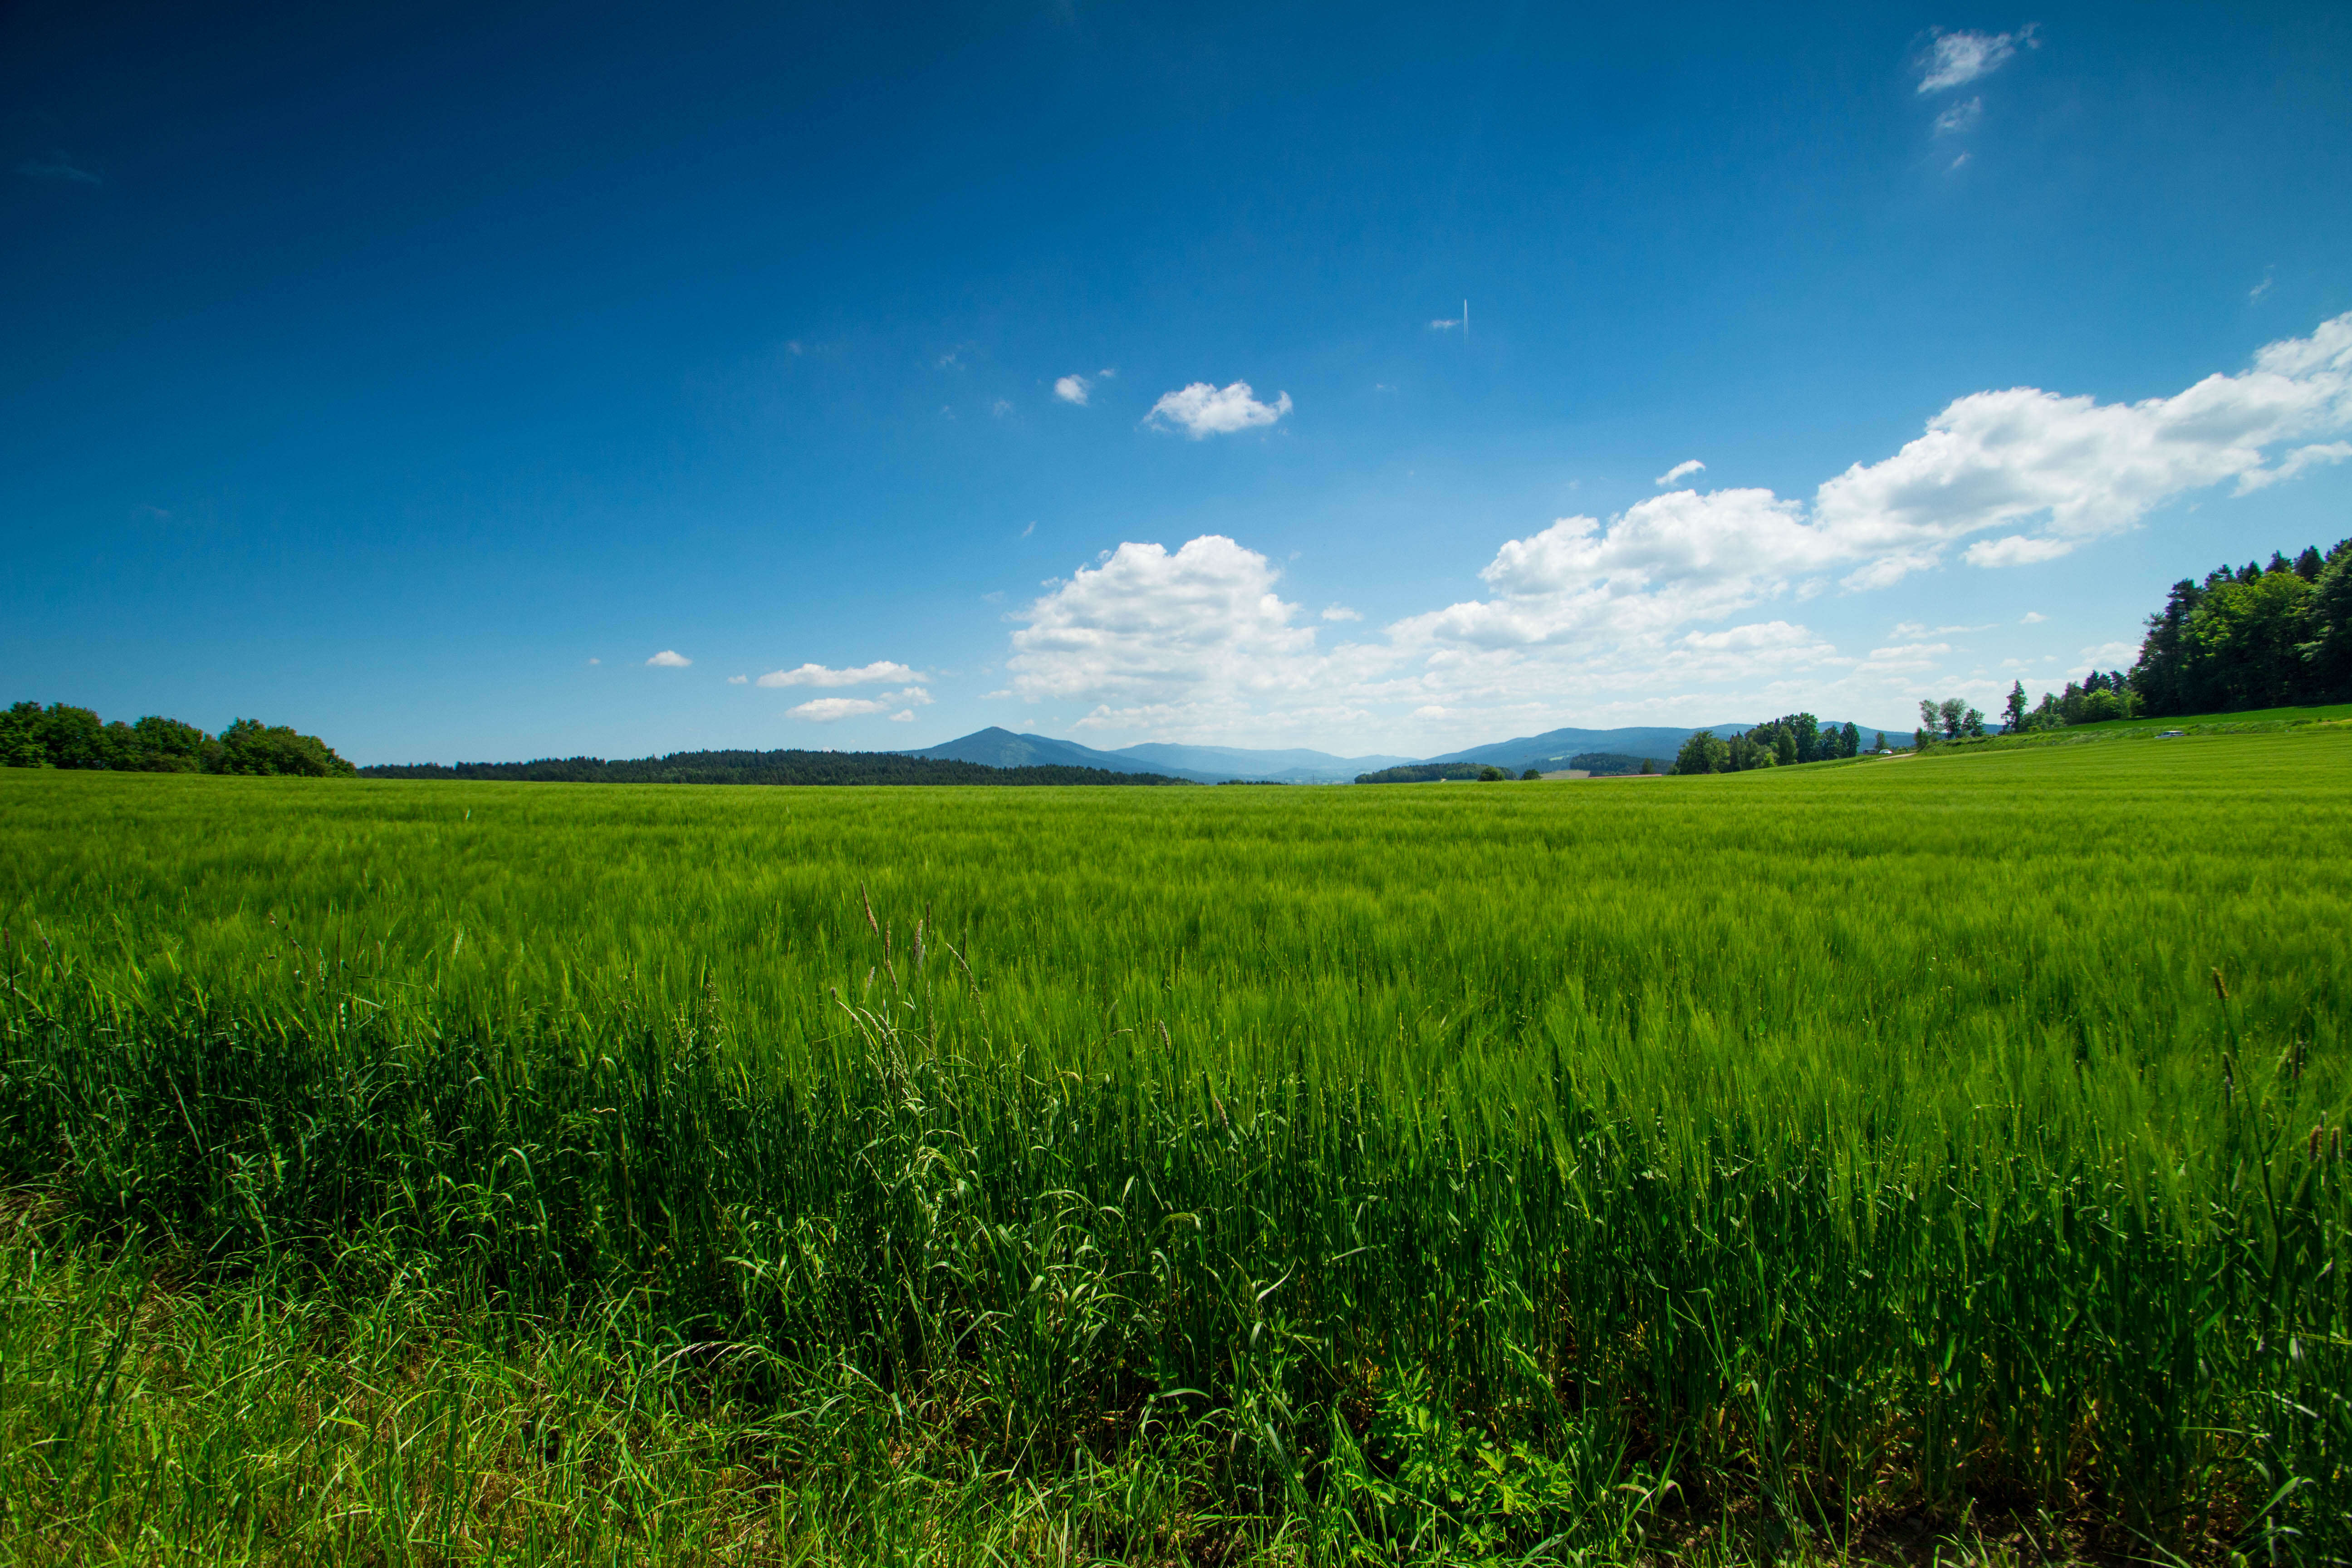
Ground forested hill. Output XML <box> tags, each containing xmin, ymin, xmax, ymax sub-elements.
<box><xmin>359</xmin><ymin>749</ymin><xmax>1192</xmax><ymax>786</ymax></box>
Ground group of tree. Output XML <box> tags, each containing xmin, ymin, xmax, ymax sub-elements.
<box><xmin>1354</xmin><ymin>762</ymin><xmax>1513</xmax><ymax>784</ymax></box>
<box><xmin>1567</xmin><ymin>751</ymin><xmax>1654</xmax><ymax>775</ymax></box>
<box><xmin>1668</xmin><ymin>715</ymin><xmax>1865</xmax><ymax>775</ymax></box>
<box><xmin>361</xmin><ymin>749</ymin><xmax>1190</xmax><ymax>786</ymax></box>
<box><xmin>2132</xmin><ymin>539</ymin><xmax>2352</xmax><ymax>714</ymax></box>
<box><xmin>1</xmin><ymin>701</ymin><xmax>356</xmax><ymax>776</ymax></box>
<box><xmin>1986</xmin><ymin>669</ymin><xmax>2141</xmax><ymax>739</ymax></box>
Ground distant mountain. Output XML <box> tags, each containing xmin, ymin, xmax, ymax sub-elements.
<box><xmin>1424</xmin><ymin>719</ymin><xmax>1906</xmax><ymax>774</ymax></box>
<box><xmin>1421</xmin><ymin>725</ymin><xmax>1735</xmax><ymax>771</ymax></box>
<box><xmin>1111</xmin><ymin>741</ymin><xmax>1417</xmax><ymax>784</ymax></box>
<box><xmin>905</xmin><ymin>729</ymin><xmax>1412</xmax><ymax>784</ymax></box>
<box><xmin>907</xmin><ymin>718</ymin><xmax>1913</xmax><ymax>786</ymax></box>
<box><xmin>904</xmin><ymin>728</ymin><xmax>1220</xmax><ymax>780</ymax></box>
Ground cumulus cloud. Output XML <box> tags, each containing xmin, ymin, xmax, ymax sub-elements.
<box><xmin>788</xmin><ymin>687</ymin><xmax>931</xmax><ymax>721</ymax></box>
<box><xmin>997</xmin><ymin>315</ymin><xmax>2352</xmax><ymax>749</ymax></box>
<box><xmin>1322</xmin><ymin>605</ymin><xmax>1363</xmax><ymax>622</ymax></box>
<box><xmin>1145</xmin><ymin>381</ymin><xmax>1292</xmax><ymax>438</ymax></box>
<box><xmin>1933</xmin><ymin>96</ymin><xmax>1983</xmax><ymax>135</ymax></box>
<box><xmin>755</xmin><ymin>660</ymin><xmax>917</xmax><ymax>688</ymax></box>
<box><xmin>646</xmin><ymin>650</ymin><xmax>692</xmax><ymax>667</ymax></box>
<box><xmin>2021</xmin><ymin>611</ymin><xmax>2047</xmax><ymax>623</ymax></box>
<box><xmin>1010</xmin><ymin>536</ymin><xmax>1321</xmax><ymax>704</ymax></box>
<box><xmin>1654</xmin><ymin>458</ymin><xmax>1706</xmax><ymax>487</ymax></box>
<box><xmin>1918</xmin><ymin>25</ymin><xmax>2038</xmax><ymax>93</ymax></box>
<box><xmin>1054</xmin><ymin>374</ymin><xmax>1091</xmax><ymax>405</ymax></box>
<box><xmin>1808</xmin><ymin>312</ymin><xmax>2352</xmax><ymax>578</ymax></box>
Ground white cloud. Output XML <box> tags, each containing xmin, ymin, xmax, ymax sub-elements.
<box><xmin>1950</xmin><ymin>152</ymin><xmax>1972</xmax><ymax>171</ymax></box>
<box><xmin>1933</xmin><ymin>96</ymin><xmax>1983</xmax><ymax>135</ymax></box>
<box><xmin>1098</xmin><ymin>367</ymin><xmax>1117</xmax><ymax>378</ymax></box>
<box><xmin>1430</xmin><ymin>315</ymin><xmax>1463</xmax><ymax>331</ymax></box>
<box><xmin>646</xmin><ymin>650</ymin><xmax>691</xmax><ymax>668</ymax></box>
<box><xmin>727</xmin><ymin>674</ymin><xmax>748</xmax><ymax>684</ymax></box>
<box><xmin>2250</xmin><ymin>271</ymin><xmax>2274</xmax><ymax>302</ymax></box>
<box><xmin>1054</xmin><ymin>374</ymin><xmax>1091</xmax><ymax>405</ymax></box>
<box><xmin>889</xmin><ymin>710</ymin><xmax>916</xmax><ymax>722</ymax></box>
<box><xmin>756</xmin><ymin>660</ymin><xmax>918</xmax><ymax>688</ymax></box>
<box><xmin>789</xmin><ymin>686</ymin><xmax>930</xmax><ymax>722</ymax></box>
<box><xmin>789</xmin><ymin>696</ymin><xmax>889</xmax><ymax>721</ymax></box>
<box><xmin>2233</xmin><ymin>440</ymin><xmax>2352</xmax><ymax>491</ymax></box>
<box><xmin>993</xmin><ymin>315</ymin><xmax>2352</xmax><ymax>750</ymax></box>
<box><xmin>2021</xmin><ymin>611</ymin><xmax>2047</xmax><ymax>623</ymax></box>
<box><xmin>587</xmin><ymin>657</ymin><xmax>601</xmax><ymax>666</ymax></box>
<box><xmin>1654</xmin><ymin>458</ymin><xmax>1707</xmax><ymax>487</ymax></box>
<box><xmin>991</xmin><ymin>399</ymin><xmax>1013</xmax><ymax>417</ymax></box>
<box><xmin>1145</xmin><ymin>381</ymin><xmax>1292</xmax><ymax>438</ymax></box>
<box><xmin>1918</xmin><ymin>26</ymin><xmax>2038</xmax><ymax>93</ymax></box>
<box><xmin>18</xmin><ymin>152</ymin><xmax>100</xmax><ymax>185</ymax></box>
<box><xmin>1812</xmin><ymin>312</ymin><xmax>2352</xmax><ymax>578</ymax></box>
<box><xmin>1322</xmin><ymin>605</ymin><xmax>1363</xmax><ymax>622</ymax></box>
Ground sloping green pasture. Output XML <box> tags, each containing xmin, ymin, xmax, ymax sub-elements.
<box><xmin>0</xmin><ymin>732</ymin><xmax>2347</xmax><ymax>1562</ymax></box>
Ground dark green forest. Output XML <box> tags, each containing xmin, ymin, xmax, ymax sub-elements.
<box><xmin>1</xmin><ymin>702</ymin><xmax>355</xmax><ymax>776</ymax></box>
<box><xmin>1669</xmin><ymin>716</ymin><xmax>1864</xmax><ymax>775</ymax></box>
<box><xmin>1353</xmin><ymin>762</ymin><xmax>1512</xmax><ymax>784</ymax></box>
<box><xmin>2133</xmin><ymin>536</ymin><xmax>2352</xmax><ymax>714</ymax></box>
<box><xmin>361</xmin><ymin>750</ymin><xmax>1190</xmax><ymax>786</ymax></box>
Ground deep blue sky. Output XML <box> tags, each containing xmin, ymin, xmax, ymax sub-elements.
<box><xmin>7</xmin><ymin>0</ymin><xmax>2349</xmax><ymax>761</ymax></box>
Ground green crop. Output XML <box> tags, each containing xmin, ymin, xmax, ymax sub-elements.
<box><xmin>1</xmin><ymin>730</ymin><xmax>2347</xmax><ymax>1563</ymax></box>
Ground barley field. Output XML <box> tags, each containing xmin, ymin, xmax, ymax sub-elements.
<box><xmin>2</xmin><ymin>729</ymin><xmax>2347</xmax><ymax>1564</ymax></box>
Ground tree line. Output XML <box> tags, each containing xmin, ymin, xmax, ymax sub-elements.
<box><xmin>2133</xmin><ymin>538</ymin><xmax>2352</xmax><ymax>714</ymax></box>
<box><xmin>1907</xmin><ymin>534</ymin><xmax>2352</xmax><ymax>746</ymax></box>
<box><xmin>1</xmin><ymin>702</ymin><xmax>356</xmax><ymax>776</ymax></box>
<box><xmin>1668</xmin><ymin>715</ymin><xmax>1869</xmax><ymax>775</ymax></box>
<box><xmin>362</xmin><ymin>750</ymin><xmax>1191</xmax><ymax>786</ymax></box>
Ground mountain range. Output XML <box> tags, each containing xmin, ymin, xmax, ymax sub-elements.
<box><xmin>906</xmin><ymin>718</ymin><xmax>1910</xmax><ymax>784</ymax></box>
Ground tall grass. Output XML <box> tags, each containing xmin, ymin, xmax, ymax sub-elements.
<box><xmin>1</xmin><ymin>731</ymin><xmax>2347</xmax><ymax>1560</ymax></box>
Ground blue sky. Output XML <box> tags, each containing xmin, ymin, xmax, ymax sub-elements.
<box><xmin>6</xmin><ymin>0</ymin><xmax>2349</xmax><ymax>762</ymax></box>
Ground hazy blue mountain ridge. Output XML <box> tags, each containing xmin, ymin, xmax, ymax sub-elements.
<box><xmin>910</xmin><ymin>719</ymin><xmax>1909</xmax><ymax>782</ymax></box>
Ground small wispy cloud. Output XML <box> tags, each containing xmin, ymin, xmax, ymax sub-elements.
<box><xmin>727</xmin><ymin>674</ymin><xmax>748</xmax><ymax>684</ymax></box>
<box><xmin>1917</xmin><ymin>25</ymin><xmax>2038</xmax><ymax>93</ymax></box>
<box><xmin>1054</xmin><ymin>374</ymin><xmax>1091</xmax><ymax>405</ymax></box>
<box><xmin>18</xmin><ymin>152</ymin><xmax>99</xmax><ymax>185</ymax></box>
<box><xmin>1321</xmin><ymin>605</ymin><xmax>1362</xmax><ymax>622</ymax></box>
<box><xmin>1654</xmin><ymin>458</ymin><xmax>1706</xmax><ymax>487</ymax></box>
<box><xmin>1144</xmin><ymin>381</ymin><xmax>1292</xmax><ymax>438</ymax></box>
<box><xmin>2250</xmin><ymin>269</ymin><xmax>2274</xmax><ymax>302</ymax></box>
<box><xmin>788</xmin><ymin>687</ymin><xmax>931</xmax><ymax>721</ymax></box>
<box><xmin>1933</xmin><ymin>95</ymin><xmax>1983</xmax><ymax>135</ymax></box>
<box><xmin>646</xmin><ymin>650</ymin><xmax>692</xmax><ymax>668</ymax></box>
<box><xmin>991</xmin><ymin>398</ymin><xmax>1013</xmax><ymax>417</ymax></box>
<box><xmin>1950</xmin><ymin>153</ymin><xmax>1973</xmax><ymax>171</ymax></box>
<box><xmin>1020</xmin><ymin>521</ymin><xmax>1036</xmax><ymax>539</ymax></box>
<box><xmin>756</xmin><ymin>660</ymin><xmax>917</xmax><ymax>688</ymax></box>
<box><xmin>2021</xmin><ymin>611</ymin><xmax>2047</xmax><ymax>623</ymax></box>
<box><xmin>1429</xmin><ymin>315</ymin><xmax>1462</xmax><ymax>331</ymax></box>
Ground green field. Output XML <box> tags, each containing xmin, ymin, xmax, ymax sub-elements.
<box><xmin>3</xmin><ymin>731</ymin><xmax>2349</xmax><ymax>1563</ymax></box>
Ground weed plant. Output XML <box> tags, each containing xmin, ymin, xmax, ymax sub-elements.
<box><xmin>1</xmin><ymin>731</ymin><xmax>2347</xmax><ymax>1562</ymax></box>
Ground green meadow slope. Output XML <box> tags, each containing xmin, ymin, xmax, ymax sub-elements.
<box><xmin>1</xmin><ymin>731</ymin><xmax>2347</xmax><ymax>1563</ymax></box>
